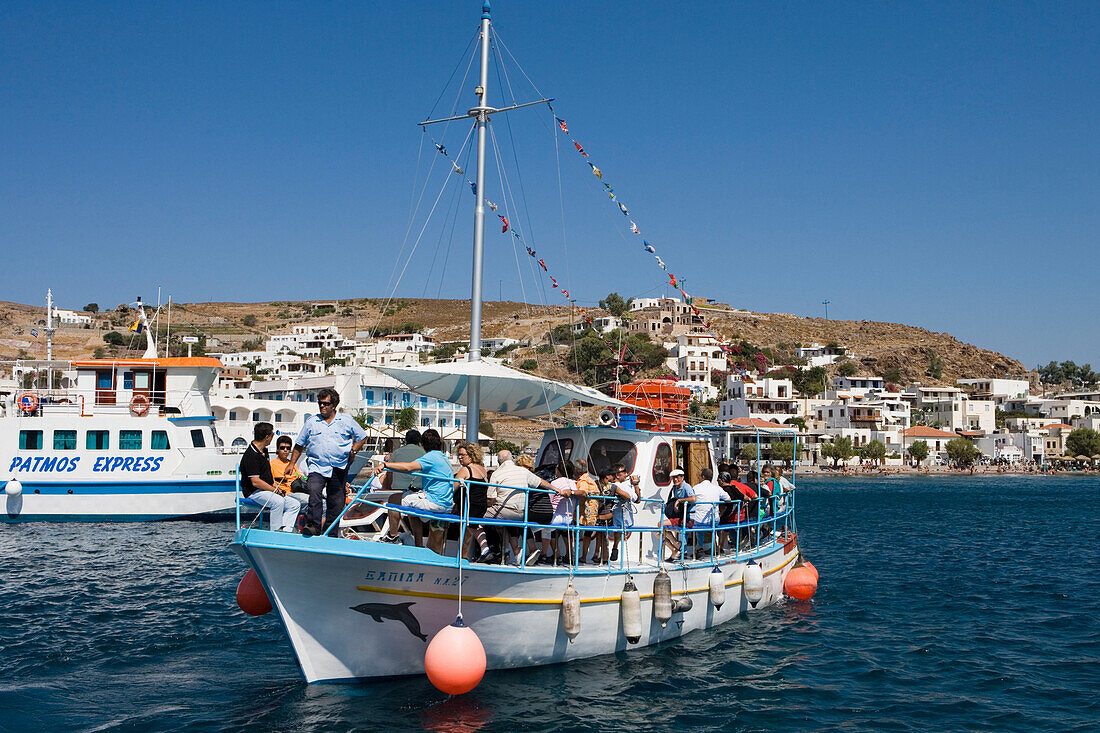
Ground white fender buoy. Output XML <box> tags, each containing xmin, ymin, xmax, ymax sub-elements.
<box><xmin>743</xmin><ymin>561</ymin><xmax>764</xmax><ymax>607</ymax></box>
<box><xmin>5</xmin><ymin>479</ymin><xmax>22</xmax><ymax>497</ymax></box>
<box><xmin>562</xmin><ymin>582</ymin><xmax>581</xmax><ymax>643</ymax></box>
<box><xmin>621</xmin><ymin>578</ymin><xmax>642</xmax><ymax>644</ymax></box>
<box><xmin>670</xmin><ymin>595</ymin><xmax>693</xmax><ymax>614</ymax></box>
<box><xmin>653</xmin><ymin>568</ymin><xmax>673</xmax><ymax>627</ymax></box>
<box><xmin>709</xmin><ymin>566</ymin><xmax>726</xmax><ymax>609</ymax></box>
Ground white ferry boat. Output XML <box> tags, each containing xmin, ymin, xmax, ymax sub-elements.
<box><xmin>1</xmin><ymin>298</ymin><xmax>239</xmax><ymax>521</ymax></box>
<box><xmin>231</xmin><ymin>1</ymin><xmax>813</xmax><ymax>686</ymax></box>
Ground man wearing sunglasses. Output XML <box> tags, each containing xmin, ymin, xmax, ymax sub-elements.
<box><xmin>286</xmin><ymin>388</ymin><xmax>368</xmax><ymax>536</ymax></box>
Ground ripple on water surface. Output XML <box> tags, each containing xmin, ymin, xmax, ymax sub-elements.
<box><xmin>1</xmin><ymin>476</ymin><xmax>1098</xmax><ymax>732</ymax></box>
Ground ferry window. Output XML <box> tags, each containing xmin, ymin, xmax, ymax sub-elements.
<box><xmin>19</xmin><ymin>430</ymin><xmax>43</xmax><ymax>450</ymax></box>
<box><xmin>274</xmin><ymin>413</ymin><xmax>282</xmax><ymax>423</ymax></box>
<box><xmin>151</xmin><ymin>431</ymin><xmax>170</xmax><ymax>450</ymax></box>
<box><xmin>652</xmin><ymin>443</ymin><xmax>672</xmax><ymax>486</ymax></box>
<box><xmin>536</xmin><ymin>439</ymin><xmax>573</xmax><ymax>479</ymax></box>
<box><xmin>252</xmin><ymin>412</ymin><xmax>260</xmax><ymax>421</ymax></box>
<box><xmin>134</xmin><ymin>372</ymin><xmax>151</xmax><ymax>389</ymax></box>
<box><xmin>86</xmin><ymin>430</ymin><xmax>110</xmax><ymax>450</ymax></box>
<box><xmin>588</xmin><ymin>439</ymin><xmax>636</xmax><ymax>477</ymax></box>
<box><xmin>119</xmin><ymin>430</ymin><xmax>142</xmax><ymax>450</ymax></box>
<box><xmin>53</xmin><ymin>430</ymin><xmax>77</xmax><ymax>450</ymax></box>
<box><xmin>191</xmin><ymin>429</ymin><xmax>206</xmax><ymax>448</ymax></box>
<box><xmin>123</xmin><ymin>372</ymin><xmax>134</xmax><ymax>389</ymax></box>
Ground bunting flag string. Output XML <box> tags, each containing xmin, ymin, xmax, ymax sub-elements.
<box><xmin>545</xmin><ymin>103</ymin><xmax>752</xmax><ymax>372</ymax></box>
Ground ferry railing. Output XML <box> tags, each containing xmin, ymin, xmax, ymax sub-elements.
<box><xmin>314</xmin><ymin>469</ymin><xmax>796</xmax><ymax>572</ymax></box>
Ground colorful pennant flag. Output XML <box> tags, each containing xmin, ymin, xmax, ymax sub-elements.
<box><xmin>486</xmin><ymin>200</ymin><xmax>498</xmax><ymax>212</ymax></box>
<box><xmin>589</xmin><ymin>163</ymin><xmax>602</xmax><ymax>179</ymax></box>
<box><xmin>630</xmin><ymin>221</ymin><xmax>639</xmax><ymax>234</ymax></box>
<box><xmin>574</xmin><ymin>141</ymin><xmax>588</xmax><ymax>157</ymax></box>
<box><xmin>644</xmin><ymin>242</ymin><xmax>655</xmax><ymax>253</ymax></box>
<box><xmin>557</xmin><ymin>118</ymin><xmax>569</xmax><ymax>134</ymax></box>
<box><xmin>618</xmin><ymin>202</ymin><xmax>629</xmax><ymax>216</ymax></box>
<box><xmin>499</xmin><ymin>216</ymin><xmax>509</xmax><ymax>233</ymax></box>
<box><xmin>538</xmin><ymin>259</ymin><xmax>547</xmax><ymax>271</ymax></box>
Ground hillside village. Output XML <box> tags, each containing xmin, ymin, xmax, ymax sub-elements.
<box><xmin>3</xmin><ymin>294</ymin><xmax>1098</xmax><ymax>468</ymax></box>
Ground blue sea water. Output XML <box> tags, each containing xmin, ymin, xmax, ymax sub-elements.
<box><xmin>1</xmin><ymin>475</ymin><xmax>1098</xmax><ymax>732</ymax></box>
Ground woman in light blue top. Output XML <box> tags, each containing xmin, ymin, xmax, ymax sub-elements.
<box><xmin>379</xmin><ymin>429</ymin><xmax>454</xmax><ymax>547</ymax></box>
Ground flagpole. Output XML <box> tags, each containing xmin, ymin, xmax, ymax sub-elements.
<box><xmin>465</xmin><ymin>0</ymin><xmax>492</xmax><ymax>444</ymax></box>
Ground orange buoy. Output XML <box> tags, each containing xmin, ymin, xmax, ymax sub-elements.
<box><xmin>802</xmin><ymin>561</ymin><xmax>819</xmax><ymax>581</ymax></box>
<box><xmin>783</xmin><ymin>565</ymin><xmax>818</xmax><ymax>601</ymax></box>
<box><xmin>236</xmin><ymin>568</ymin><xmax>272</xmax><ymax>616</ymax></box>
<box><xmin>424</xmin><ymin>617</ymin><xmax>486</xmax><ymax>695</ymax></box>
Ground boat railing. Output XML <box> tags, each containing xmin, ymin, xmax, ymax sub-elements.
<box><xmin>4</xmin><ymin>388</ymin><xmax>193</xmax><ymax>417</ymax></box>
<box><xmin>234</xmin><ymin>468</ymin><xmax>796</xmax><ymax>571</ymax></box>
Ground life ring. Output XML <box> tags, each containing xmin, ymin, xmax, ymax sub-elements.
<box><xmin>18</xmin><ymin>392</ymin><xmax>38</xmax><ymax>415</ymax></box>
<box><xmin>130</xmin><ymin>393</ymin><xmax>151</xmax><ymax>417</ymax></box>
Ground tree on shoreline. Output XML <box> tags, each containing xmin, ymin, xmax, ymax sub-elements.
<box><xmin>946</xmin><ymin>438</ymin><xmax>981</xmax><ymax>468</ymax></box>
<box><xmin>1066</xmin><ymin>428</ymin><xmax>1100</xmax><ymax>458</ymax></box>
<box><xmin>821</xmin><ymin>436</ymin><xmax>854</xmax><ymax>467</ymax></box>
<box><xmin>907</xmin><ymin>440</ymin><xmax>929</xmax><ymax>466</ymax></box>
<box><xmin>859</xmin><ymin>439</ymin><xmax>886</xmax><ymax>467</ymax></box>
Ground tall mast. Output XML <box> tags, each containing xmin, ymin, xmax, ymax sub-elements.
<box><xmin>418</xmin><ymin>0</ymin><xmax>550</xmax><ymax>442</ymax></box>
<box><xmin>465</xmin><ymin>0</ymin><xmax>493</xmax><ymax>443</ymax></box>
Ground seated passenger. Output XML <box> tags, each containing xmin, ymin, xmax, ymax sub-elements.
<box><xmin>689</xmin><ymin>467</ymin><xmax>724</xmax><ymax>558</ymax></box>
<box><xmin>484</xmin><ymin>450</ymin><xmax>555</xmax><ymax>565</ymax></box>
<box><xmin>455</xmin><ymin>442</ymin><xmax>493</xmax><ymax>563</ymax></box>
<box><xmin>240</xmin><ymin>422</ymin><xmax>301</xmax><ymax>532</ymax></box>
<box><xmin>271</xmin><ymin>435</ymin><xmax>309</xmax><ymax>508</ymax></box>
<box><xmin>660</xmin><ymin>468</ymin><xmax>695</xmax><ymax>562</ymax></box>
<box><xmin>379</xmin><ymin>429</ymin><xmax>453</xmax><ymax>547</ymax></box>
<box><xmin>574</xmin><ymin>459</ymin><xmax>600</xmax><ymax>563</ymax></box>
<box><xmin>547</xmin><ymin>460</ymin><xmax>579</xmax><ymax>563</ymax></box>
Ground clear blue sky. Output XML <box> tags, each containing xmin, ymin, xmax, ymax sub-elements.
<box><xmin>2</xmin><ymin>1</ymin><xmax>1097</xmax><ymax>370</ymax></box>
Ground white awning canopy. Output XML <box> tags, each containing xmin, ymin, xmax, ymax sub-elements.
<box><xmin>376</xmin><ymin>360</ymin><xmax>633</xmax><ymax>418</ymax></box>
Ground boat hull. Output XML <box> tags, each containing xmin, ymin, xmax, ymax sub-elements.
<box><xmin>233</xmin><ymin>529</ymin><xmax>799</xmax><ymax>683</ymax></box>
<box><xmin>1</xmin><ymin>479</ymin><xmax>239</xmax><ymax>522</ymax></box>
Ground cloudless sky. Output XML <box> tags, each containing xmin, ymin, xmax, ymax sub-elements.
<box><xmin>2</xmin><ymin>1</ymin><xmax>1097</xmax><ymax>369</ymax></box>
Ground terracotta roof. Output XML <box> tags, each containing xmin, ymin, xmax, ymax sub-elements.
<box><xmin>901</xmin><ymin>426</ymin><xmax>958</xmax><ymax>439</ymax></box>
<box><xmin>1042</xmin><ymin>423</ymin><xmax>1074</xmax><ymax>431</ymax></box>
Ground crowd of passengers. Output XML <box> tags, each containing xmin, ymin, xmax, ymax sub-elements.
<box><xmin>371</xmin><ymin>429</ymin><xmax>794</xmax><ymax>566</ymax></box>
<box><xmin>238</xmin><ymin>391</ymin><xmax>793</xmax><ymax>565</ymax></box>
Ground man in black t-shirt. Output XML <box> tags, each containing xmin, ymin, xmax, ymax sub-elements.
<box><xmin>239</xmin><ymin>422</ymin><xmax>301</xmax><ymax>532</ymax></box>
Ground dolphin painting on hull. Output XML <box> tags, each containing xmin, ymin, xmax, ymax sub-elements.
<box><xmin>350</xmin><ymin>602</ymin><xmax>428</xmax><ymax>642</ymax></box>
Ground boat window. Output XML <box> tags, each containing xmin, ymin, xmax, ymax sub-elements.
<box><xmin>53</xmin><ymin>430</ymin><xmax>77</xmax><ymax>450</ymax></box>
<box><xmin>588</xmin><ymin>439</ymin><xmax>637</xmax><ymax>477</ymax></box>
<box><xmin>151</xmin><ymin>431</ymin><xmax>170</xmax><ymax>450</ymax></box>
<box><xmin>119</xmin><ymin>430</ymin><xmax>142</xmax><ymax>450</ymax></box>
<box><xmin>86</xmin><ymin>430</ymin><xmax>110</xmax><ymax>450</ymax></box>
<box><xmin>134</xmin><ymin>372</ymin><xmax>150</xmax><ymax>389</ymax></box>
<box><xmin>191</xmin><ymin>429</ymin><xmax>206</xmax><ymax>448</ymax></box>
<box><xmin>536</xmin><ymin>439</ymin><xmax>573</xmax><ymax>480</ymax></box>
<box><xmin>123</xmin><ymin>372</ymin><xmax>134</xmax><ymax>389</ymax></box>
<box><xmin>19</xmin><ymin>430</ymin><xmax>43</xmax><ymax>450</ymax></box>
<box><xmin>652</xmin><ymin>442</ymin><xmax>672</xmax><ymax>486</ymax></box>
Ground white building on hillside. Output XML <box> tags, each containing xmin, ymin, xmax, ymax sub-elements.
<box><xmin>832</xmin><ymin>376</ymin><xmax>886</xmax><ymax>397</ymax></box>
<box><xmin>719</xmin><ymin>376</ymin><xmax>798</xmax><ymax>423</ymax></box>
<box><xmin>674</xmin><ymin>333</ymin><xmax>726</xmax><ymax>401</ymax></box>
<box><xmin>956</xmin><ymin>377</ymin><xmax>1031</xmax><ymax>405</ymax></box>
<box><xmin>795</xmin><ymin>343</ymin><xmax>846</xmax><ymax>368</ymax></box>
<box><xmin>211</xmin><ymin>366</ymin><xmax>465</xmax><ymax>452</ymax></box>
<box><xmin>52</xmin><ymin>308</ymin><xmax>94</xmax><ymax>326</ymax></box>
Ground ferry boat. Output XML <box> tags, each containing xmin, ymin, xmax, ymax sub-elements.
<box><xmin>1</xmin><ymin>295</ymin><xmax>240</xmax><ymax>521</ymax></box>
<box><xmin>231</xmin><ymin>1</ymin><xmax>810</xmax><ymax>684</ymax></box>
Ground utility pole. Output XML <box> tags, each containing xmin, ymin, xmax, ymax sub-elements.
<box><xmin>822</xmin><ymin>299</ymin><xmax>831</xmax><ymax>319</ymax></box>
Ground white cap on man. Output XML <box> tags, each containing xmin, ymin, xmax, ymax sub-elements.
<box><xmin>669</xmin><ymin>468</ymin><xmax>685</xmax><ymax>477</ymax></box>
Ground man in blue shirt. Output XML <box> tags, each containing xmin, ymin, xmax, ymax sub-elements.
<box><xmin>288</xmin><ymin>388</ymin><xmax>368</xmax><ymax>536</ymax></box>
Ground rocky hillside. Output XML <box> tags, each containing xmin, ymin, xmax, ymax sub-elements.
<box><xmin>0</xmin><ymin>297</ymin><xmax>1031</xmax><ymax>390</ymax></box>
